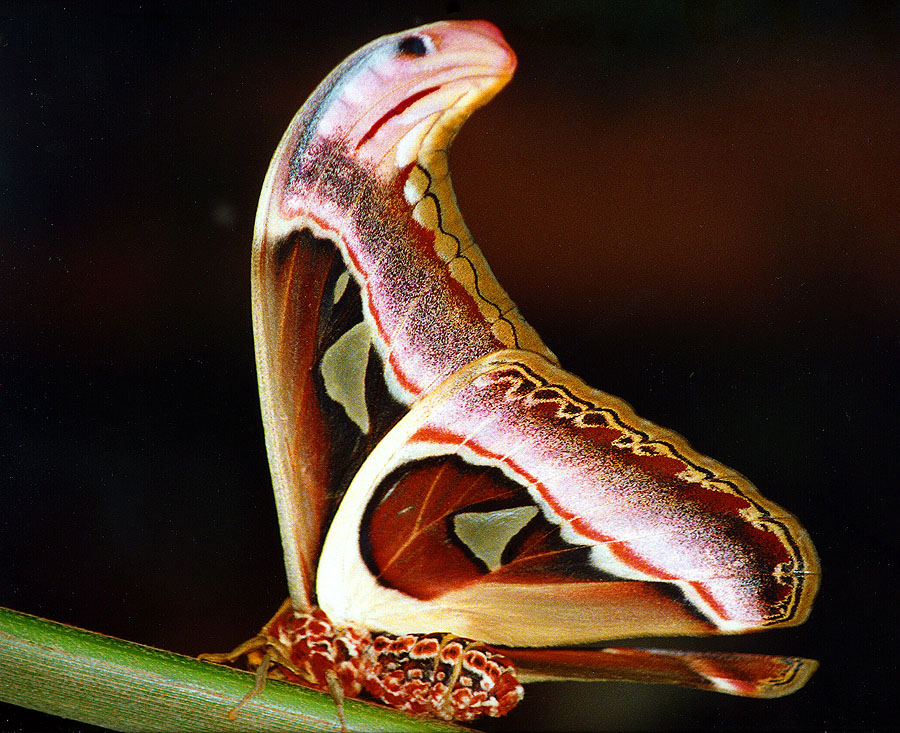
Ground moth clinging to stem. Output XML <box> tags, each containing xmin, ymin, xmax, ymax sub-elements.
<box><xmin>204</xmin><ymin>19</ymin><xmax>820</xmax><ymax>724</ymax></box>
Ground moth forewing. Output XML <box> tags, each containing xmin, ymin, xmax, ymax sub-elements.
<box><xmin>317</xmin><ymin>350</ymin><xmax>818</xmax><ymax>644</ymax></box>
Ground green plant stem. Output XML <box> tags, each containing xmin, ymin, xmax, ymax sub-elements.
<box><xmin>0</xmin><ymin>606</ymin><xmax>463</xmax><ymax>732</ymax></box>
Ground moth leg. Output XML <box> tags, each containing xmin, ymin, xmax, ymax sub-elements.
<box><xmin>199</xmin><ymin>599</ymin><xmax>317</xmax><ymax>721</ymax></box>
<box><xmin>325</xmin><ymin>669</ymin><xmax>349</xmax><ymax>733</ymax></box>
<box><xmin>434</xmin><ymin>635</ymin><xmax>472</xmax><ymax>720</ymax></box>
<box><xmin>198</xmin><ymin>634</ymin><xmax>268</xmax><ymax>666</ymax></box>
<box><xmin>198</xmin><ymin>598</ymin><xmax>295</xmax><ymax>665</ymax></box>
<box><xmin>223</xmin><ymin>649</ymin><xmax>276</xmax><ymax>721</ymax></box>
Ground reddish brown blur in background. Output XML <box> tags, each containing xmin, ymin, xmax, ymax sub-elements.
<box><xmin>4</xmin><ymin>2</ymin><xmax>898</xmax><ymax>730</ymax></box>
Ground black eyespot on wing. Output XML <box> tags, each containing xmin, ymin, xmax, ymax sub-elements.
<box><xmin>397</xmin><ymin>36</ymin><xmax>427</xmax><ymax>57</ymax></box>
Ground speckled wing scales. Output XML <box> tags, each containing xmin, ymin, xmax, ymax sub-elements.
<box><xmin>252</xmin><ymin>21</ymin><xmax>553</xmax><ymax>606</ymax></box>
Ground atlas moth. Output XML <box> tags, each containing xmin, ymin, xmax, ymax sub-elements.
<box><xmin>204</xmin><ymin>19</ymin><xmax>820</xmax><ymax>726</ymax></box>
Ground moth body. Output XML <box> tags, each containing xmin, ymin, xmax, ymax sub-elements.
<box><xmin>252</xmin><ymin>603</ymin><xmax>523</xmax><ymax>721</ymax></box>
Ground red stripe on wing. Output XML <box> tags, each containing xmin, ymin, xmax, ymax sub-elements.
<box><xmin>356</xmin><ymin>86</ymin><xmax>442</xmax><ymax>149</ymax></box>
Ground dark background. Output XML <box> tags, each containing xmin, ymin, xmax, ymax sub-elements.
<box><xmin>3</xmin><ymin>1</ymin><xmax>898</xmax><ymax>730</ymax></box>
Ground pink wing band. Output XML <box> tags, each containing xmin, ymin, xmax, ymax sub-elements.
<box><xmin>359</xmin><ymin>351</ymin><xmax>818</xmax><ymax>639</ymax></box>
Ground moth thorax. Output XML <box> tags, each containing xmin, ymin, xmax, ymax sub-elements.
<box><xmin>265</xmin><ymin>606</ymin><xmax>371</xmax><ymax>697</ymax></box>
<box><xmin>264</xmin><ymin>605</ymin><xmax>523</xmax><ymax>721</ymax></box>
